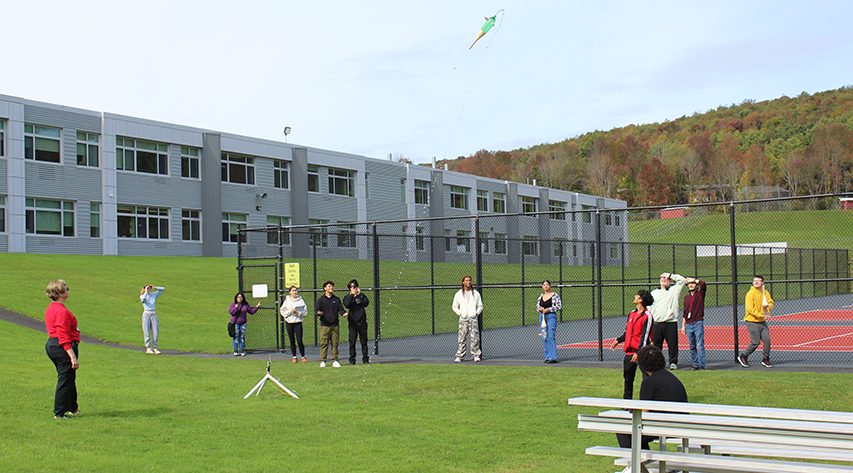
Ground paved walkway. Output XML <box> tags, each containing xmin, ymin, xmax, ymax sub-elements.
<box><xmin>5</xmin><ymin>307</ymin><xmax>853</xmax><ymax>373</ymax></box>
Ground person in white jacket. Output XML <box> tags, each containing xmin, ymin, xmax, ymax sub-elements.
<box><xmin>650</xmin><ymin>272</ymin><xmax>686</xmax><ymax>370</ymax></box>
<box><xmin>280</xmin><ymin>285</ymin><xmax>308</xmax><ymax>362</ymax></box>
<box><xmin>452</xmin><ymin>275</ymin><xmax>483</xmax><ymax>363</ymax></box>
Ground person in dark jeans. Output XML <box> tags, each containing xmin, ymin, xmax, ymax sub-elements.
<box><xmin>342</xmin><ymin>279</ymin><xmax>370</xmax><ymax>365</ymax></box>
<box><xmin>616</xmin><ymin>345</ymin><xmax>688</xmax><ymax>450</ymax></box>
<box><xmin>44</xmin><ymin>279</ymin><xmax>81</xmax><ymax>419</ymax></box>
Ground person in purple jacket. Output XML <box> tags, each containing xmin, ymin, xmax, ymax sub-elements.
<box><xmin>229</xmin><ymin>293</ymin><xmax>261</xmax><ymax>356</ymax></box>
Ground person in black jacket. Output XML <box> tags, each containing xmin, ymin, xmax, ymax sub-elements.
<box><xmin>342</xmin><ymin>279</ymin><xmax>370</xmax><ymax>365</ymax></box>
<box><xmin>315</xmin><ymin>281</ymin><xmax>347</xmax><ymax>368</ymax></box>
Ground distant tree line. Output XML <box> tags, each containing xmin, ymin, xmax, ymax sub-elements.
<box><xmin>438</xmin><ymin>86</ymin><xmax>853</xmax><ymax>206</ymax></box>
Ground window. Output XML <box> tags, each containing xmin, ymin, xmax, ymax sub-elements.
<box><xmin>273</xmin><ymin>160</ymin><xmax>289</xmax><ymax>189</ymax></box>
<box><xmin>477</xmin><ymin>190</ymin><xmax>488</xmax><ymax>212</ymax></box>
<box><xmin>479</xmin><ymin>232</ymin><xmax>490</xmax><ymax>253</ymax></box>
<box><xmin>450</xmin><ymin>186</ymin><xmax>468</xmax><ymax>210</ymax></box>
<box><xmin>553</xmin><ymin>239</ymin><xmax>567</xmax><ymax>257</ymax></box>
<box><xmin>337</xmin><ymin>223</ymin><xmax>356</xmax><ymax>248</ymax></box>
<box><xmin>615</xmin><ymin>213</ymin><xmax>622</xmax><ymax>226</ymax></box>
<box><xmin>329</xmin><ymin>168</ymin><xmax>354</xmax><ymax>196</ymax></box>
<box><xmin>365</xmin><ymin>173</ymin><xmax>370</xmax><ymax>199</ymax></box>
<box><xmin>416</xmin><ymin>226</ymin><xmax>425</xmax><ymax>251</ymax></box>
<box><xmin>26</xmin><ymin>199</ymin><xmax>75</xmax><ymax>236</ymax></box>
<box><xmin>400</xmin><ymin>178</ymin><xmax>406</xmax><ymax>203</ymax></box>
<box><xmin>25</xmin><ymin>125</ymin><xmax>61</xmax><ymax>163</ymax></box>
<box><xmin>309</xmin><ymin>219</ymin><xmax>329</xmax><ymax>247</ymax></box>
<box><xmin>414</xmin><ymin>180</ymin><xmax>429</xmax><ymax>205</ymax></box>
<box><xmin>493</xmin><ymin>192</ymin><xmax>506</xmax><ymax>213</ymax></box>
<box><xmin>549</xmin><ymin>200</ymin><xmax>566</xmax><ymax>220</ymax></box>
<box><xmin>494</xmin><ymin>233</ymin><xmax>507</xmax><ymax>254</ymax></box>
<box><xmin>523</xmin><ymin>236</ymin><xmax>538</xmax><ymax>256</ymax></box>
<box><xmin>220</xmin><ymin>152</ymin><xmax>255</xmax><ymax>184</ymax></box>
<box><xmin>456</xmin><ymin>230</ymin><xmax>470</xmax><ymax>253</ymax></box>
<box><xmin>610</xmin><ymin>243</ymin><xmax>619</xmax><ymax>259</ymax></box>
<box><xmin>117</xmin><ymin>205</ymin><xmax>169</xmax><ymax>239</ymax></box>
<box><xmin>444</xmin><ymin>229</ymin><xmax>452</xmax><ymax>252</ymax></box>
<box><xmin>0</xmin><ymin>196</ymin><xmax>5</xmax><ymax>232</ymax></box>
<box><xmin>307</xmin><ymin>165</ymin><xmax>319</xmax><ymax>192</ymax></box>
<box><xmin>221</xmin><ymin>213</ymin><xmax>247</xmax><ymax>243</ymax></box>
<box><xmin>267</xmin><ymin>216</ymin><xmax>290</xmax><ymax>245</ymax></box>
<box><xmin>0</xmin><ymin>121</ymin><xmax>4</xmax><ymax>157</ymax></box>
<box><xmin>76</xmin><ymin>132</ymin><xmax>99</xmax><ymax>167</ymax></box>
<box><xmin>522</xmin><ymin>196</ymin><xmax>538</xmax><ymax>214</ymax></box>
<box><xmin>605</xmin><ymin>212</ymin><xmax>613</xmax><ymax>225</ymax></box>
<box><xmin>90</xmin><ymin>203</ymin><xmax>101</xmax><ymax>238</ymax></box>
<box><xmin>181</xmin><ymin>147</ymin><xmax>200</xmax><ymax>179</ymax></box>
<box><xmin>182</xmin><ymin>210</ymin><xmax>201</xmax><ymax>241</ymax></box>
<box><xmin>116</xmin><ymin>138</ymin><xmax>168</xmax><ymax>174</ymax></box>
<box><xmin>582</xmin><ymin>205</ymin><xmax>595</xmax><ymax>223</ymax></box>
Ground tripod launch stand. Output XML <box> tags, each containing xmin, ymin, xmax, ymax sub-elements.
<box><xmin>244</xmin><ymin>356</ymin><xmax>299</xmax><ymax>399</ymax></box>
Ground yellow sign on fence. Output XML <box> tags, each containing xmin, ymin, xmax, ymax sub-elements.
<box><xmin>284</xmin><ymin>263</ymin><xmax>300</xmax><ymax>288</ymax></box>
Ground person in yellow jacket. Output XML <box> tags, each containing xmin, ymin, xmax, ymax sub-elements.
<box><xmin>738</xmin><ymin>275</ymin><xmax>774</xmax><ymax>368</ymax></box>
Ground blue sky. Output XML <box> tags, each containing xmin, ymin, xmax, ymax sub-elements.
<box><xmin>5</xmin><ymin>0</ymin><xmax>852</xmax><ymax>162</ymax></box>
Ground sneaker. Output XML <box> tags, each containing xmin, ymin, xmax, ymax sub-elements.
<box><xmin>66</xmin><ymin>410</ymin><xmax>81</xmax><ymax>416</ymax></box>
<box><xmin>762</xmin><ymin>356</ymin><xmax>773</xmax><ymax>368</ymax></box>
<box><xmin>153</xmin><ymin>348</ymin><xmax>161</xmax><ymax>355</ymax></box>
<box><xmin>454</xmin><ymin>357</ymin><xmax>462</xmax><ymax>363</ymax></box>
<box><xmin>54</xmin><ymin>414</ymin><xmax>68</xmax><ymax>419</ymax></box>
<box><xmin>332</xmin><ymin>360</ymin><xmax>342</xmax><ymax>368</ymax></box>
<box><xmin>669</xmin><ymin>363</ymin><xmax>677</xmax><ymax>370</ymax></box>
<box><xmin>146</xmin><ymin>347</ymin><xmax>154</xmax><ymax>354</ymax></box>
<box><xmin>363</xmin><ymin>359</ymin><xmax>370</xmax><ymax>364</ymax></box>
<box><xmin>320</xmin><ymin>361</ymin><xmax>326</xmax><ymax>368</ymax></box>
<box><xmin>474</xmin><ymin>356</ymin><xmax>481</xmax><ymax>362</ymax></box>
<box><xmin>233</xmin><ymin>352</ymin><xmax>239</xmax><ymax>357</ymax></box>
<box><xmin>738</xmin><ymin>354</ymin><xmax>749</xmax><ymax>368</ymax></box>
<box><xmin>239</xmin><ymin>352</ymin><xmax>246</xmax><ymax>357</ymax></box>
<box><xmin>300</xmin><ymin>357</ymin><xmax>308</xmax><ymax>363</ymax></box>
<box><xmin>292</xmin><ymin>357</ymin><xmax>298</xmax><ymax>363</ymax></box>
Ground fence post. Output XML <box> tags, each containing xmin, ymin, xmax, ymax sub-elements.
<box><xmin>596</xmin><ymin>209</ymin><xmax>603</xmax><ymax>362</ymax></box>
<box><xmin>373</xmin><ymin>222</ymin><xmax>380</xmax><ymax>355</ymax></box>
<box><xmin>431</xmin><ymin>235</ymin><xmax>436</xmax><ymax>335</ymax></box>
<box><xmin>559</xmin><ymin>240</ymin><xmax>564</xmax><ymax>322</ymax></box>
<box><xmin>312</xmin><ymin>229</ymin><xmax>318</xmax><ymax>346</ymax></box>
<box><xmin>475</xmin><ymin>216</ymin><xmax>483</xmax><ymax>355</ymax></box>
<box><xmin>730</xmin><ymin>202</ymin><xmax>738</xmax><ymax>363</ymax></box>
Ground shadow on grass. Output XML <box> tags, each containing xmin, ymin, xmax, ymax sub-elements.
<box><xmin>92</xmin><ymin>407</ymin><xmax>176</xmax><ymax>418</ymax></box>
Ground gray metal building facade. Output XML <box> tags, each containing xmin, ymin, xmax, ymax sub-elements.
<box><xmin>0</xmin><ymin>93</ymin><xmax>627</xmax><ymax>259</ymax></box>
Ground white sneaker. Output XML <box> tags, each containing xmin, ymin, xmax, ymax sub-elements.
<box><xmin>474</xmin><ymin>356</ymin><xmax>481</xmax><ymax>362</ymax></box>
<box><xmin>454</xmin><ymin>357</ymin><xmax>462</xmax><ymax>363</ymax></box>
<box><xmin>320</xmin><ymin>361</ymin><xmax>326</xmax><ymax>368</ymax></box>
<box><xmin>233</xmin><ymin>352</ymin><xmax>239</xmax><ymax>357</ymax></box>
<box><xmin>145</xmin><ymin>348</ymin><xmax>154</xmax><ymax>354</ymax></box>
<box><xmin>332</xmin><ymin>360</ymin><xmax>341</xmax><ymax>368</ymax></box>
<box><xmin>153</xmin><ymin>348</ymin><xmax>161</xmax><ymax>355</ymax></box>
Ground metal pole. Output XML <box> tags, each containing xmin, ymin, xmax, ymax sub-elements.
<box><xmin>475</xmin><ymin>217</ymin><xmax>483</xmax><ymax>356</ymax></box>
<box><xmin>559</xmin><ymin>240</ymin><xmax>564</xmax><ymax>322</ymax></box>
<box><xmin>313</xmin><ymin>229</ymin><xmax>318</xmax><ymax>346</ymax></box>
<box><xmin>730</xmin><ymin>202</ymin><xmax>738</xmax><ymax>363</ymax></box>
<box><xmin>431</xmin><ymin>235</ymin><xmax>436</xmax><ymax>335</ymax></box>
<box><xmin>373</xmin><ymin>222</ymin><xmax>381</xmax><ymax>355</ymax></box>
<box><xmin>596</xmin><ymin>209</ymin><xmax>603</xmax><ymax>362</ymax></box>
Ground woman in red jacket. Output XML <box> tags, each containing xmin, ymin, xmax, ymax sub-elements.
<box><xmin>610</xmin><ymin>290</ymin><xmax>654</xmax><ymax>399</ymax></box>
<box><xmin>44</xmin><ymin>279</ymin><xmax>81</xmax><ymax>418</ymax></box>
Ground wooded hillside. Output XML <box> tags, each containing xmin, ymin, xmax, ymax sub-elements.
<box><xmin>441</xmin><ymin>86</ymin><xmax>853</xmax><ymax>206</ymax></box>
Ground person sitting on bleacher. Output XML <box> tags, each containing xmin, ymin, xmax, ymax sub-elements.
<box><xmin>616</xmin><ymin>345</ymin><xmax>688</xmax><ymax>453</ymax></box>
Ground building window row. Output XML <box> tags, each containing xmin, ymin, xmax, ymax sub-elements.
<box><xmin>26</xmin><ymin>198</ymin><xmax>75</xmax><ymax>236</ymax></box>
<box><xmin>117</xmin><ymin>205</ymin><xmax>169</xmax><ymax>239</ymax></box>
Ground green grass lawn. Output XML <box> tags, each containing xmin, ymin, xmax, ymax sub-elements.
<box><xmin>5</xmin><ymin>319</ymin><xmax>853</xmax><ymax>472</ymax></box>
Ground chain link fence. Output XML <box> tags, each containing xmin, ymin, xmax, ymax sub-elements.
<box><xmin>238</xmin><ymin>193</ymin><xmax>853</xmax><ymax>366</ymax></box>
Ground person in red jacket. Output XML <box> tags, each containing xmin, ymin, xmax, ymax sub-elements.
<box><xmin>610</xmin><ymin>290</ymin><xmax>655</xmax><ymax>399</ymax></box>
<box><xmin>44</xmin><ymin>279</ymin><xmax>81</xmax><ymax>418</ymax></box>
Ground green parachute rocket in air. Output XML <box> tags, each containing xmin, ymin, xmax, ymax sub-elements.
<box><xmin>468</xmin><ymin>15</ymin><xmax>497</xmax><ymax>50</ymax></box>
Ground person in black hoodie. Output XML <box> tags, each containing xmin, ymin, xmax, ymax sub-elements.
<box><xmin>315</xmin><ymin>281</ymin><xmax>347</xmax><ymax>367</ymax></box>
<box><xmin>343</xmin><ymin>279</ymin><xmax>370</xmax><ymax>365</ymax></box>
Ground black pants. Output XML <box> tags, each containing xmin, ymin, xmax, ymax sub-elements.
<box><xmin>653</xmin><ymin>321</ymin><xmax>678</xmax><ymax>365</ymax></box>
<box><xmin>285</xmin><ymin>322</ymin><xmax>305</xmax><ymax>357</ymax></box>
<box><xmin>348</xmin><ymin>319</ymin><xmax>369</xmax><ymax>363</ymax></box>
<box><xmin>622</xmin><ymin>354</ymin><xmax>650</xmax><ymax>399</ymax></box>
<box><xmin>617</xmin><ymin>433</ymin><xmax>653</xmax><ymax>450</ymax></box>
<box><xmin>46</xmin><ymin>338</ymin><xmax>78</xmax><ymax>416</ymax></box>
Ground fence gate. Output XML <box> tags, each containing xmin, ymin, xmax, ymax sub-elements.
<box><xmin>238</xmin><ymin>262</ymin><xmax>282</xmax><ymax>352</ymax></box>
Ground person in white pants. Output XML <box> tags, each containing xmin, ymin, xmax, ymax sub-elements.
<box><xmin>140</xmin><ymin>285</ymin><xmax>165</xmax><ymax>354</ymax></box>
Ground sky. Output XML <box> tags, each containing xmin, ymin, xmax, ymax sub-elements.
<box><xmin>4</xmin><ymin>0</ymin><xmax>852</xmax><ymax>163</ymax></box>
